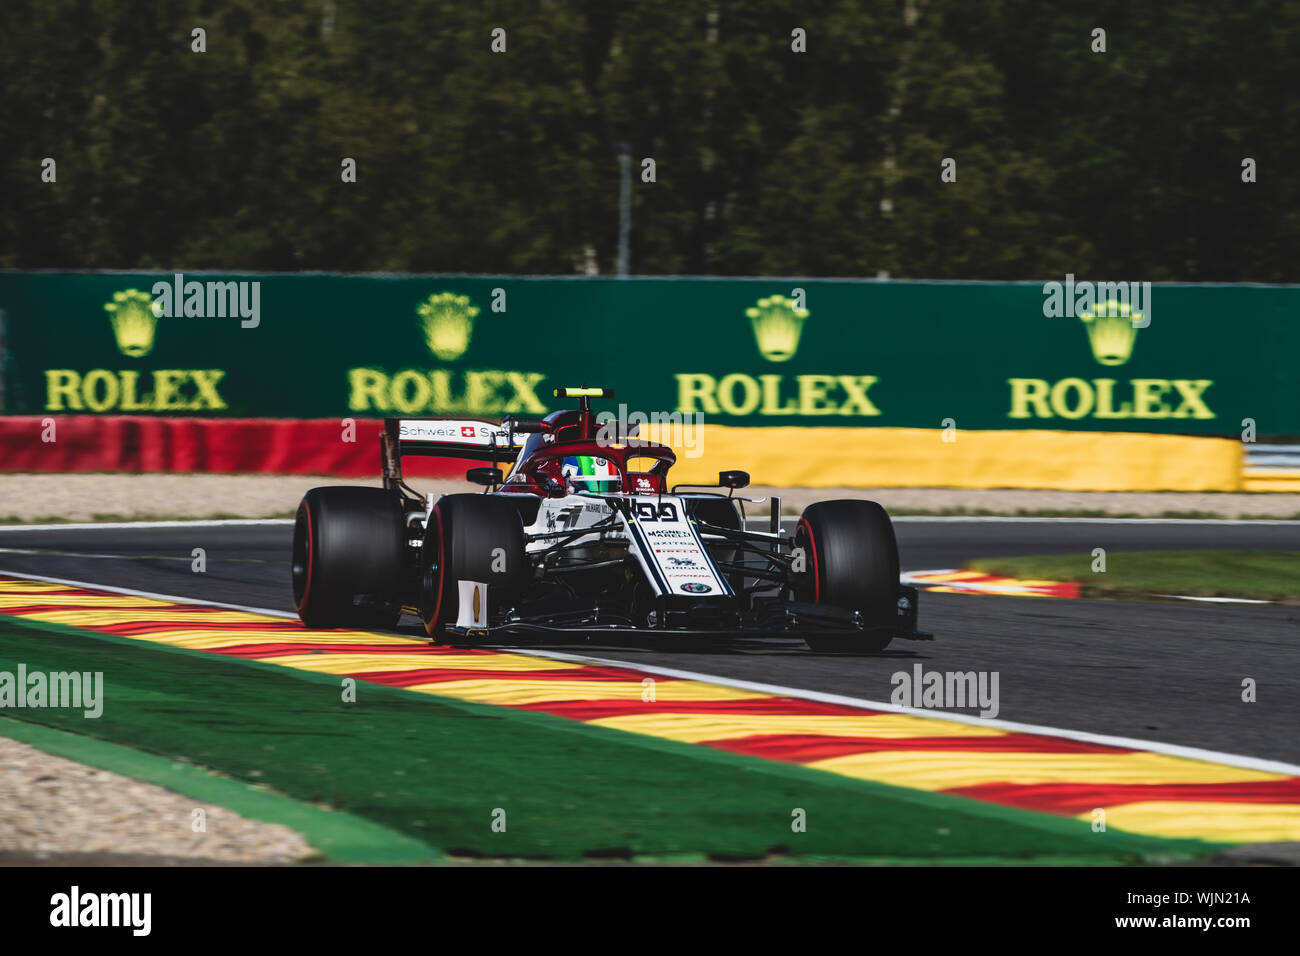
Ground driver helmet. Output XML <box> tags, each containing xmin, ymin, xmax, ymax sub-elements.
<box><xmin>560</xmin><ymin>455</ymin><xmax>619</xmax><ymax>493</ymax></box>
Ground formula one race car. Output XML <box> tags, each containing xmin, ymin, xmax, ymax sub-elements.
<box><xmin>291</xmin><ymin>388</ymin><xmax>930</xmax><ymax>651</ymax></box>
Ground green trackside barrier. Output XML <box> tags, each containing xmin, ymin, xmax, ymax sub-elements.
<box><xmin>0</xmin><ymin>272</ymin><xmax>1295</xmax><ymax>435</ymax></box>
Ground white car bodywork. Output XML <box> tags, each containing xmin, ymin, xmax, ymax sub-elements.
<box><xmin>524</xmin><ymin>492</ymin><xmax>733</xmax><ymax>599</ymax></box>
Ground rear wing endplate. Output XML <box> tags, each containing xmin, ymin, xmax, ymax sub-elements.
<box><xmin>381</xmin><ymin>417</ymin><xmax>530</xmax><ymax>482</ymax></box>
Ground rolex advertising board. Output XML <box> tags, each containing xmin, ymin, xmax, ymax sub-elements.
<box><xmin>0</xmin><ymin>273</ymin><xmax>1294</xmax><ymax>435</ymax></box>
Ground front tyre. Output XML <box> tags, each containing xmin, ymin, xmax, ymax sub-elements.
<box><xmin>292</xmin><ymin>487</ymin><xmax>405</xmax><ymax>629</ymax></box>
<box><xmin>419</xmin><ymin>495</ymin><xmax>527</xmax><ymax>642</ymax></box>
<box><xmin>794</xmin><ymin>499</ymin><xmax>899</xmax><ymax>652</ymax></box>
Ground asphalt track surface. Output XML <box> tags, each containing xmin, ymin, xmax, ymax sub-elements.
<box><xmin>1</xmin><ymin>518</ymin><xmax>1297</xmax><ymax>764</ymax></box>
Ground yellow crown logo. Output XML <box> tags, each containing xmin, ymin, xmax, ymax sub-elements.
<box><xmin>417</xmin><ymin>292</ymin><xmax>479</xmax><ymax>361</ymax></box>
<box><xmin>103</xmin><ymin>289</ymin><xmax>159</xmax><ymax>358</ymax></box>
<box><xmin>746</xmin><ymin>295</ymin><xmax>809</xmax><ymax>362</ymax></box>
<box><xmin>1079</xmin><ymin>299</ymin><xmax>1140</xmax><ymax>366</ymax></box>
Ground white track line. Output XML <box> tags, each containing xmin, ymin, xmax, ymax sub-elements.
<box><xmin>889</xmin><ymin>516</ymin><xmax>1300</xmax><ymax>526</ymax></box>
<box><xmin>2</xmin><ymin>568</ymin><xmax>1298</xmax><ymax>778</ymax></box>
<box><xmin>0</xmin><ymin>519</ymin><xmax>294</xmax><ymax>533</ymax></box>
<box><xmin>0</xmin><ymin>548</ymin><xmax>183</xmax><ymax>561</ymax></box>
<box><xmin>748</xmin><ymin>516</ymin><xmax>1300</xmax><ymax>527</ymax></box>
<box><xmin>1159</xmin><ymin>594</ymin><xmax>1274</xmax><ymax>605</ymax></box>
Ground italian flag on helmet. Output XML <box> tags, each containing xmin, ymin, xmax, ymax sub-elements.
<box><xmin>561</xmin><ymin>455</ymin><xmax>619</xmax><ymax>493</ymax></box>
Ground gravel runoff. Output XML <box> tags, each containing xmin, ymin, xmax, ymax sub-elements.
<box><xmin>0</xmin><ymin>473</ymin><xmax>1297</xmax><ymax>522</ymax></box>
<box><xmin>0</xmin><ymin>734</ymin><xmax>315</xmax><ymax>864</ymax></box>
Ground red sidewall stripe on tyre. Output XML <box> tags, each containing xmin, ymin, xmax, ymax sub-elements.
<box><xmin>298</xmin><ymin>505</ymin><xmax>315</xmax><ymax>613</ymax></box>
<box><xmin>426</xmin><ymin>504</ymin><xmax>445</xmax><ymax>636</ymax></box>
<box><xmin>797</xmin><ymin>517</ymin><xmax>820</xmax><ymax>602</ymax></box>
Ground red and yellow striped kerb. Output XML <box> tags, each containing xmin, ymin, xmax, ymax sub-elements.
<box><xmin>2</xmin><ymin>576</ymin><xmax>1297</xmax><ymax>844</ymax></box>
<box><xmin>906</xmin><ymin>570</ymin><xmax>1081</xmax><ymax>598</ymax></box>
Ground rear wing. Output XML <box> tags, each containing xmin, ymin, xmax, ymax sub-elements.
<box><xmin>380</xmin><ymin>417</ymin><xmax>539</xmax><ymax>484</ymax></box>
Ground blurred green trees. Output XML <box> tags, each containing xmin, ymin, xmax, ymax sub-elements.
<box><xmin>0</xmin><ymin>0</ymin><xmax>1294</xmax><ymax>279</ymax></box>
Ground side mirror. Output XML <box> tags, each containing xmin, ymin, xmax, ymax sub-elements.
<box><xmin>502</xmin><ymin>415</ymin><xmax>546</xmax><ymax>433</ymax></box>
<box><xmin>467</xmin><ymin>467</ymin><xmax>503</xmax><ymax>488</ymax></box>
<box><xmin>719</xmin><ymin>470</ymin><xmax>750</xmax><ymax>489</ymax></box>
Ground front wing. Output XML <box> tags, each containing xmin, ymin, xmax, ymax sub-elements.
<box><xmin>443</xmin><ymin>588</ymin><xmax>934</xmax><ymax>644</ymax></box>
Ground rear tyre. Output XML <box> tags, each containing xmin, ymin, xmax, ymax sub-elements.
<box><xmin>292</xmin><ymin>487</ymin><xmax>405</xmax><ymax>629</ymax></box>
<box><xmin>794</xmin><ymin>499</ymin><xmax>899</xmax><ymax>652</ymax></box>
<box><xmin>419</xmin><ymin>495</ymin><xmax>527</xmax><ymax>642</ymax></box>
